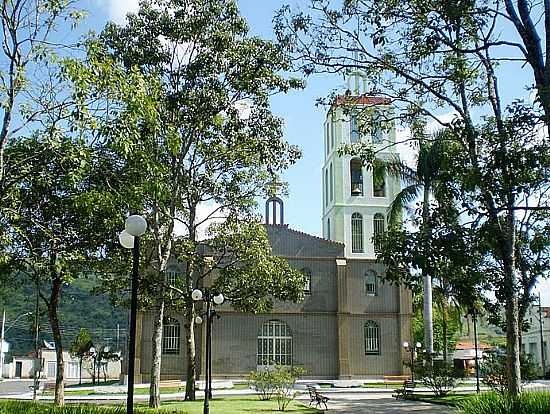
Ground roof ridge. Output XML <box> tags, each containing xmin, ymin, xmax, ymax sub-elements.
<box><xmin>265</xmin><ymin>224</ymin><xmax>344</xmax><ymax>246</ymax></box>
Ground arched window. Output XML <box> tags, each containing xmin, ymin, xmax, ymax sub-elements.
<box><xmin>373</xmin><ymin>213</ymin><xmax>385</xmax><ymax>253</ymax></box>
<box><xmin>302</xmin><ymin>268</ymin><xmax>312</xmax><ymax>295</ymax></box>
<box><xmin>324</xmin><ymin>169</ymin><xmax>328</xmax><ymax>206</ymax></box>
<box><xmin>373</xmin><ymin>161</ymin><xmax>386</xmax><ymax>197</ymax></box>
<box><xmin>257</xmin><ymin>320</ymin><xmax>292</xmax><ymax>366</ymax></box>
<box><xmin>165</xmin><ymin>266</ymin><xmax>181</xmax><ymax>286</ymax></box>
<box><xmin>364</xmin><ymin>320</ymin><xmax>380</xmax><ymax>355</ymax></box>
<box><xmin>365</xmin><ymin>271</ymin><xmax>377</xmax><ymax>296</ymax></box>
<box><xmin>350</xmin><ymin>159</ymin><xmax>363</xmax><ymax>196</ymax></box>
<box><xmin>329</xmin><ymin>162</ymin><xmax>334</xmax><ymax>201</ymax></box>
<box><xmin>350</xmin><ymin>113</ymin><xmax>359</xmax><ymax>143</ymax></box>
<box><xmin>325</xmin><ymin>123</ymin><xmax>330</xmax><ymax>154</ymax></box>
<box><xmin>162</xmin><ymin>318</ymin><xmax>180</xmax><ymax>355</ymax></box>
<box><xmin>351</xmin><ymin>213</ymin><xmax>364</xmax><ymax>253</ymax></box>
<box><xmin>330</xmin><ymin>114</ymin><xmax>335</xmax><ymax>147</ymax></box>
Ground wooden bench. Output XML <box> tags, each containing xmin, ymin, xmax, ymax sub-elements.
<box><xmin>306</xmin><ymin>385</ymin><xmax>329</xmax><ymax>410</ymax></box>
<box><xmin>392</xmin><ymin>380</ymin><xmax>416</xmax><ymax>399</ymax></box>
<box><xmin>383</xmin><ymin>375</ymin><xmax>410</xmax><ymax>388</ymax></box>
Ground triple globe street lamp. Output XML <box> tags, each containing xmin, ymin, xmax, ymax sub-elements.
<box><xmin>403</xmin><ymin>341</ymin><xmax>422</xmax><ymax>383</ymax></box>
<box><xmin>191</xmin><ymin>288</ymin><xmax>225</xmax><ymax>414</ymax></box>
<box><xmin>119</xmin><ymin>214</ymin><xmax>147</xmax><ymax>414</ymax></box>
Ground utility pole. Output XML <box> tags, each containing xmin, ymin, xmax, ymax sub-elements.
<box><xmin>0</xmin><ymin>309</ymin><xmax>5</xmax><ymax>380</ymax></box>
<box><xmin>539</xmin><ymin>293</ymin><xmax>546</xmax><ymax>376</ymax></box>
<box><xmin>116</xmin><ymin>324</ymin><xmax>120</xmax><ymax>351</ymax></box>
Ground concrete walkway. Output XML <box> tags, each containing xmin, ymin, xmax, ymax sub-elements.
<box><xmin>302</xmin><ymin>393</ymin><xmax>455</xmax><ymax>413</ymax></box>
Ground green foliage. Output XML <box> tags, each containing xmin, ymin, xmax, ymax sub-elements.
<box><xmin>0</xmin><ymin>401</ymin><xmax>177</xmax><ymax>413</ymax></box>
<box><xmin>481</xmin><ymin>351</ymin><xmax>538</xmax><ymax>394</ymax></box>
<box><xmin>69</xmin><ymin>329</ymin><xmax>93</xmax><ymax>358</ymax></box>
<box><xmin>458</xmin><ymin>391</ymin><xmax>550</xmax><ymax>414</ymax></box>
<box><xmin>248</xmin><ymin>366</ymin><xmax>306</xmax><ymax>411</ymax></box>
<box><xmin>413</xmin><ymin>355</ymin><xmax>461</xmax><ymax>396</ymax></box>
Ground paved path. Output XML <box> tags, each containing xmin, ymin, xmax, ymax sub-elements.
<box><xmin>305</xmin><ymin>394</ymin><xmax>455</xmax><ymax>413</ymax></box>
<box><xmin>0</xmin><ymin>380</ymin><xmax>33</xmax><ymax>396</ymax></box>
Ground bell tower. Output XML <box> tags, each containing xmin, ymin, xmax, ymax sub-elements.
<box><xmin>321</xmin><ymin>77</ymin><xmax>400</xmax><ymax>258</ymax></box>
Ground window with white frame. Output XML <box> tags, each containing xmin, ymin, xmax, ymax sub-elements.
<box><xmin>257</xmin><ymin>320</ymin><xmax>292</xmax><ymax>366</ymax></box>
<box><xmin>165</xmin><ymin>267</ymin><xmax>181</xmax><ymax>286</ymax></box>
<box><xmin>67</xmin><ymin>361</ymin><xmax>79</xmax><ymax>379</ymax></box>
<box><xmin>351</xmin><ymin>213</ymin><xmax>364</xmax><ymax>253</ymax></box>
<box><xmin>302</xmin><ymin>268</ymin><xmax>312</xmax><ymax>295</ymax></box>
<box><xmin>329</xmin><ymin>162</ymin><xmax>334</xmax><ymax>201</ymax></box>
<box><xmin>47</xmin><ymin>361</ymin><xmax>56</xmax><ymax>378</ymax></box>
<box><xmin>330</xmin><ymin>114</ymin><xmax>335</xmax><ymax>147</ymax></box>
<box><xmin>373</xmin><ymin>213</ymin><xmax>385</xmax><ymax>253</ymax></box>
<box><xmin>365</xmin><ymin>271</ymin><xmax>377</xmax><ymax>296</ymax></box>
<box><xmin>364</xmin><ymin>320</ymin><xmax>380</xmax><ymax>355</ymax></box>
<box><xmin>162</xmin><ymin>317</ymin><xmax>180</xmax><ymax>355</ymax></box>
<box><xmin>350</xmin><ymin>159</ymin><xmax>363</xmax><ymax>196</ymax></box>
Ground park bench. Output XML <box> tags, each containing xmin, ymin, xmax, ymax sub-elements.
<box><xmin>383</xmin><ymin>375</ymin><xmax>410</xmax><ymax>388</ymax></box>
<box><xmin>392</xmin><ymin>380</ymin><xmax>416</xmax><ymax>399</ymax></box>
<box><xmin>306</xmin><ymin>385</ymin><xmax>329</xmax><ymax>410</ymax></box>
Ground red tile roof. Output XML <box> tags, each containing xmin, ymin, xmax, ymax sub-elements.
<box><xmin>334</xmin><ymin>95</ymin><xmax>391</xmax><ymax>106</ymax></box>
<box><xmin>455</xmin><ymin>341</ymin><xmax>493</xmax><ymax>350</ymax></box>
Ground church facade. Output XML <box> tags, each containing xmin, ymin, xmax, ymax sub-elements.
<box><xmin>130</xmin><ymin>90</ymin><xmax>412</xmax><ymax>380</ymax></box>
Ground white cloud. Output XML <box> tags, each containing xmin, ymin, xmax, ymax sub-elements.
<box><xmin>97</xmin><ymin>0</ymin><xmax>139</xmax><ymax>24</ymax></box>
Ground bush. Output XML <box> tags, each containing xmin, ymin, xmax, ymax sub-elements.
<box><xmin>481</xmin><ymin>350</ymin><xmax>538</xmax><ymax>394</ymax></box>
<box><xmin>247</xmin><ymin>365</ymin><xmax>306</xmax><ymax>411</ymax></box>
<box><xmin>459</xmin><ymin>391</ymin><xmax>550</xmax><ymax>414</ymax></box>
<box><xmin>413</xmin><ymin>355</ymin><xmax>461</xmax><ymax>396</ymax></box>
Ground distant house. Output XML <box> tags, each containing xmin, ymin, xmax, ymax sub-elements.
<box><xmin>6</xmin><ymin>345</ymin><xmax>121</xmax><ymax>381</ymax></box>
<box><xmin>452</xmin><ymin>341</ymin><xmax>492</xmax><ymax>376</ymax></box>
<box><xmin>522</xmin><ymin>304</ymin><xmax>550</xmax><ymax>373</ymax></box>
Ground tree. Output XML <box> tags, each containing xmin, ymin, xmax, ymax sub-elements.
<box><xmin>275</xmin><ymin>0</ymin><xmax>550</xmax><ymax>395</ymax></box>
<box><xmin>0</xmin><ymin>0</ymin><xmax>84</xmax><ymax>188</ymax></box>
<box><xmin>1</xmin><ymin>134</ymin><xmax>123</xmax><ymax>405</ymax></box>
<box><xmin>69</xmin><ymin>328</ymin><xmax>93</xmax><ymax>385</ymax></box>
<box><xmin>64</xmin><ymin>0</ymin><xmax>304</xmax><ymax>405</ymax></box>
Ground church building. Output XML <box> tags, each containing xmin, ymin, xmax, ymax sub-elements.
<box><xmin>130</xmin><ymin>84</ymin><xmax>412</xmax><ymax>380</ymax></box>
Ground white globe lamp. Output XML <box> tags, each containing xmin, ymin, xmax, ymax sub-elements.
<box><xmin>213</xmin><ymin>293</ymin><xmax>224</xmax><ymax>305</ymax></box>
<box><xmin>125</xmin><ymin>215</ymin><xmax>147</xmax><ymax>237</ymax></box>
<box><xmin>195</xmin><ymin>316</ymin><xmax>203</xmax><ymax>325</ymax></box>
<box><xmin>191</xmin><ymin>289</ymin><xmax>203</xmax><ymax>301</ymax></box>
<box><xmin>119</xmin><ymin>230</ymin><xmax>134</xmax><ymax>249</ymax></box>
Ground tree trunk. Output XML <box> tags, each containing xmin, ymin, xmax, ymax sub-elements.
<box><xmin>503</xmin><ymin>220</ymin><xmax>521</xmax><ymax>395</ymax></box>
<box><xmin>422</xmin><ymin>184</ymin><xmax>434</xmax><ymax>354</ymax></box>
<box><xmin>149</xmin><ymin>297</ymin><xmax>165</xmax><ymax>408</ymax></box>
<box><xmin>184</xmin><ymin>304</ymin><xmax>196</xmax><ymax>401</ymax></box>
<box><xmin>47</xmin><ymin>273</ymin><xmax>64</xmax><ymax>406</ymax></box>
<box><xmin>442</xmin><ymin>299</ymin><xmax>448</xmax><ymax>363</ymax></box>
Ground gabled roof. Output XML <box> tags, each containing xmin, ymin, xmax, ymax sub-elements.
<box><xmin>265</xmin><ymin>224</ymin><xmax>345</xmax><ymax>258</ymax></box>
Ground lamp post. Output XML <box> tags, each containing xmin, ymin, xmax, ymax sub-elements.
<box><xmin>468</xmin><ymin>307</ymin><xmax>480</xmax><ymax>394</ymax></box>
<box><xmin>192</xmin><ymin>288</ymin><xmax>224</xmax><ymax>414</ymax></box>
<box><xmin>119</xmin><ymin>214</ymin><xmax>147</xmax><ymax>414</ymax></box>
<box><xmin>0</xmin><ymin>310</ymin><xmax>32</xmax><ymax>380</ymax></box>
<box><xmin>403</xmin><ymin>341</ymin><xmax>422</xmax><ymax>383</ymax></box>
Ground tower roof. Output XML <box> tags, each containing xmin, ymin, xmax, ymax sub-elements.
<box><xmin>333</xmin><ymin>95</ymin><xmax>391</xmax><ymax>107</ymax></box>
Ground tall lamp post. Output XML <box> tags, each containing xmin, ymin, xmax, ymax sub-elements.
<box><xmin>119</xmin><ymin>214</ymin><xmax>147</xmax><ymax>414</ymax></box>
<box><xmin>468</xmin><ymin>307</ymin><xmax>481</xmax><ymax>393</ymax></box>
<box><xmin>191</xmin><ymin>288</ymin><xmax>224</xmax><ymax>414</ymax></box>
<box><xmin>403</xmin><ymin>341</ymin><xmax>422</xmax><ymax>383</ymax></box>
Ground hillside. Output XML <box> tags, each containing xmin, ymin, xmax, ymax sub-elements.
<box><xmin>0</xmin><ymin>276</ymin><xmax>128</xmax><ymax>359</ymax></box>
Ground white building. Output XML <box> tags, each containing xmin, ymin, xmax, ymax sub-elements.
<box><xmin>522</xmin><ymin>304</ymin><xmax>550</xmax><ymax>374</ymax></box>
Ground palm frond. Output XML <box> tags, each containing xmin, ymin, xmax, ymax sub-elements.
<box><xmin>387</xmin><ymin>184</ymin><xmax>422</xmax><ymax>227</ymax></box>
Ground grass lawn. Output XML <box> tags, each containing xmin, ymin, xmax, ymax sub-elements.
<box><xmin>132</xmin><ymin>397</ymin><xmax>319</xmax><ymax>413</ymax></box>
<box><xmin>404</xmin><ymin>393</ymin><xmax>476</xmax><ymax>407</ymax></box>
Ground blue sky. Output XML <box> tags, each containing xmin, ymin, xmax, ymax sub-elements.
<box><xmin>79</xmin><ymin>0</ymin><xmax>549</xmax><ymax>304</ymax></box>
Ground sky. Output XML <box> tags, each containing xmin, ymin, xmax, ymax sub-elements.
<box><xmin>77</xmin><ymin>0</ymin><xmax>550</xmax><ymax>304</ymax></box>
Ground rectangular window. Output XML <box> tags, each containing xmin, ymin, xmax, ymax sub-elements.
<box><xmin>47</xmin><ymin>361</ymin><xmax>56</xmax><ymax>378</ymax></box>
<box><xmin>351</xmin><ymin>214</ymin><xmax>364</xmax><ymax>253</ymax></box>
<box><xmin>364</xmin><ymin>321</ymin><xmax>380</xmax><ymax>355</ymax></box>
<box><xmin>329</xmin><ymin>163</ymin><xmax>334</xmax><ymax>201</ymax></box>
<box><xmin>304</xmin><ymin>275</ymin><xmax>311</xmax><ymax>295</ymax></box>
<box><xmin>67</xmin><ymin>361</ymin><xmax>79</xmax><ymax>379</ymax></box>
<box><xmin>162</xmin><ymin>323</ymin><xmax>180</xmax><ymax>355</ymax></box>
<box><xmin>331</xmin><ymin>114</ymin><xmax>336</xmax><ymax>147</ymax></box>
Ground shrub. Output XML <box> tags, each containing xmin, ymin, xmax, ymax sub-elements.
<box><xmin>459</xmin><ymin>391</ymin><xmax>550</xmax><ymax>414</ymax></box>
<box><xmin>248</xmin><ymin>368</ymin><xmax>276</xmax><ymax>400</ymax></box>
<box><xmin>248</xmin><ymin>365</ymin><xmax>306</xmax><ymax>410</ymax></box>
<box><xmin>413</xmin><ymin>355</ymin><xmax>461</xmax><ymax>396</ymax></box>
<box><xmin>271</xmin><ymin>366</ymin><xmax>306</xmax><ymax>411</ymax></box>
<box><xmin>481</xmin><ymin>350</ymin><xmax>538</xmax><ymax>394</ymax></box>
